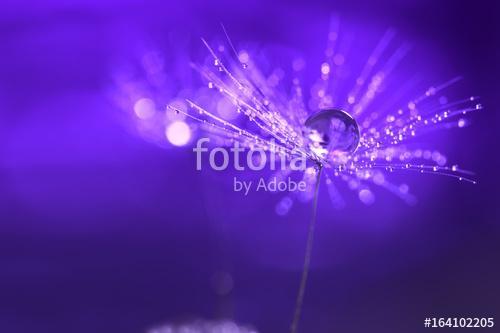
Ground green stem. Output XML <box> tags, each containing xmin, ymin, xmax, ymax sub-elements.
<box><xmin>290</xmin><ymin>166</ymin><xmax>323</xmax><ymax>333</ymax></box>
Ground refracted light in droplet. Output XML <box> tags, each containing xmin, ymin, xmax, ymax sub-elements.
<box><xmin>304</xmin><ymin>108</ymin><xmax>360</xmax><ymax>161</ymax></box>
<box><xmin>166</xmin><ymin>121</ymin><xmax>191</xmax><ymax>146</ymax></box>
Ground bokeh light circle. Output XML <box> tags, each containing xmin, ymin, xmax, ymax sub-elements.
<box><xmin>166</xmin><ymin>121</ymin><xmax>191</xmax><ymax>146</ymax></box>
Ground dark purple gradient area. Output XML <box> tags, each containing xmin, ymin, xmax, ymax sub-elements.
<box><xmin>1</xmin><ymin>1</ymin><xmax>499</xmax><ymax>332</ymax></box>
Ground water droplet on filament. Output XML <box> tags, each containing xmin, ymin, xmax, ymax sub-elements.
<box><xmin>304</xmin><ymin>108</ymin><xmax>360</xmax><ymax>163</ymax></box>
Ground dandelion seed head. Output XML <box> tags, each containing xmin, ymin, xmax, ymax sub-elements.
<box><xmin>114</xmin><ymin>19</ymin><xmax>479</xmax><ymax>212</ymax></box>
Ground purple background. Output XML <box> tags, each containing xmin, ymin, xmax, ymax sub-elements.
<box><xmin>0</xmin><ymin>0</ymin><xmax>499</xmax><ymax>332</ymax></box>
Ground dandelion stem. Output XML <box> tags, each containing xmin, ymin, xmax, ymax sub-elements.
<box><xmin>290</xmin><ymin>165</ymin><xmax>323</xmax><ymax>333</ymax></box>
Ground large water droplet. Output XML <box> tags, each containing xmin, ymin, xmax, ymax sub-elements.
<box><xmin>304</xmin><ymin>108</ymin><xmax>360</xmax><ymax>162</ymax></box>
